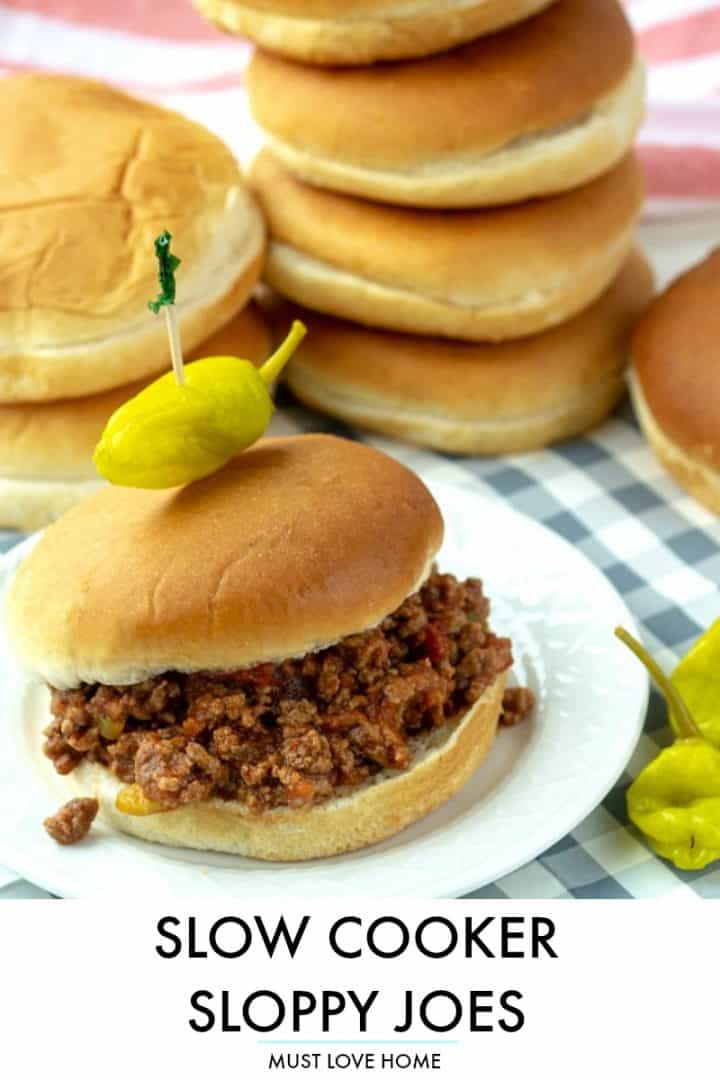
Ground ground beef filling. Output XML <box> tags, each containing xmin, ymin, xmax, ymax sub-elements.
<box><xmin>45</xmin><ymin>571</ymin><xmax>527</xmax><ymax>814</ymax></box>
<box><xmin>499</xmin><ymin>687</ymin><xmax>536</xmax><ymax>727</ymax></box>
<box><xmin>44</xmin><ymin>798</ymin><xmax>99</xmax><ymax>845</ymax></box>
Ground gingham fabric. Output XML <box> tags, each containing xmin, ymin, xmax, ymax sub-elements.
<box><xmin>1</xmin><ymin>0</ymin><xmax>720</xmax><ymax>897</ymax></box>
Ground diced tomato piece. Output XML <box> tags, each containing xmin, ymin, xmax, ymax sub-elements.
<box><xmin>424</xmin><ymin>624</ymin><xmax>448</xmax><ymax>663</ymax></box>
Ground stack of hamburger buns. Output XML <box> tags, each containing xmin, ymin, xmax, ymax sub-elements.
<box><xmin>0</xmin><ymin>74</ymin><xmax>267</xmax><ymax>532</ymax></box>
<box><xmin>198</xmin><ymin>0</ymin><xmax>654</xmax><ymax>454</ymax></box>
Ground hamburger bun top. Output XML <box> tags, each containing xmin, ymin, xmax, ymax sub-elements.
<box><xmin>248</xmin><ymin>0</ymin><xmax>635</xmax><ymax>168</ymax></box>
<box><xmin>249</xmin><ymin>150</ymin><xmax>644</xmax><ymax>310</ymax></box>
<box><xmin>632</xmin><ymin>248</ymin><xmax>720</xmax><ymax>471</ymax></box>
<box><xmin>0</xmin><ymin>305</ymin><xmax>271</xmax><ymax>482</ymax></box>
<box><xmin>5</xmin><ymin>435</ymin><xmax>443</xmax><ymax>688</ymax></box>
<box><xmin>0</xmin><ymin>75</ymin><xmax>264</xmax><ymax>400</ymax></box>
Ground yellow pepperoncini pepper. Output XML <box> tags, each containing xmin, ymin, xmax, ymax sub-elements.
<box><xmin>94</xmin><ymin>322</ymin><xmax>305</xmax><ymax>489</ymax></box>
<box><xmin>93</xmin><ymin>230</ymin><xmax>306</xmax><ymax>490</ymax></box>
<box><xmin>115</xmin><ymin>783</ymin><xmax>167</xmax><ymax>817</ymax></box>
<box><xmin>627</xmin><ymin>741</ymin><xmax>720</xmax><ymax>871</ymax></box>
<box><xmin>616</xmin><ymin>626</ymin><xmax>720</xmax><ymax>871</ymax></box>
<box><xmin>97</xmin><ymin>715</ymin><xmax>126</xmax><ymax>741</ymax></box>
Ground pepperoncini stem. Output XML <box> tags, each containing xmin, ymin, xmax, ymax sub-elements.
<box><xmin>615</xmin><ymin>626</ymin><xmax>701</xmax><ymax>739</ymax></box>
<box><xmin>259</xmin><ymin>320</ymin><xmax>307</xmax><ymax>387</ymax></box>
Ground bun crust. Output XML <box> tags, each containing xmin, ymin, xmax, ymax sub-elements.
<box><xmin>284</xmin><ymin>252</ymin><xmax>654</xmax><ymax>453</ymax></box>
<box><xmin>630</xmin><ymin>374</ymin><xmax>720</xmax><ymax>515</ymax></box>
<box><xmin>249</xmin><ymin>0</ymin><xmax>641</xmax><ymax>207</ymax></box>
<box><xmin>0</xmin><ymin>75</ymin><xmax>265</xmax><ymax>402</ymax></box>
<box><xmin>250</xmin><ymin>152</ymin><xmax>644</xmax><ymax>342</ymax></box>
<box><xmin>260</xmin><ymin>61</ymin><xmax>644</xmax><ymax>209</ymax></box>
<box><xmin>193</xmin><ymin>0</ymin><xmax>555</xmax><ymax>65</ymax></box>
<box><xmin>0</xmin><ymin>478</ymin><xmax>103</xmax><ymax>536</ymax></box>
<box><xmin>632</xmin><ymin>248</ymin><xmax>720</xmax><ymax>473</ymax></box>
<box><xmin>59</xmin><ymin>677</ymin><xmax>505</xmax><ymax>860</ymax></box>
<box><xmin>6</xmin><ymin>435</ymin><xmax>443</xmax><ymax>688</ymax></box>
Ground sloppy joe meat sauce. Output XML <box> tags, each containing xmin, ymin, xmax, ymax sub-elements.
<box><xmin>45</xmin><ymin>570</ymin><xmax>532</xmax><ymax>814</ymax></box>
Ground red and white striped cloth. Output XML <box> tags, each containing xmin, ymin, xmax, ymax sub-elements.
<box><xmin>0</xmin><ymin>0</ymin><xmax>718</xmax><ymax>217</ymax></box>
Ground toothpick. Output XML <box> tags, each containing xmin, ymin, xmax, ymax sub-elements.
<box><xmin>164</xmin><ymin>304</ymin><xmax>185</xmax><ymax>387</ymax></box>
<box><xmin>148</xmin><ymin>229</ymin><xmax>185</xmax><ymax>387</ymax></box>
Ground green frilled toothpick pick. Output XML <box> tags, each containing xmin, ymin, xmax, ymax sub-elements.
<box><xmin>148</xmin><ymin>230</ymin><xmax>185</xmax><ymax>386</ymax></box>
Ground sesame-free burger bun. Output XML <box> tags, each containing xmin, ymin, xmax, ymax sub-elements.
<box><xmin>51</xmin><ymin>676</ymin><xmax>505</xmax><ymax>860</ymax></box>
<box><xmin>0</xmin><ymin>305</ymin><xmax>271</xmax><ymax>532</ymax></box>
<box><xmin>284</xmin><ymin>252</ymin><xmax>654</xmax><ymax>454</ymax></box>
<box><xmin>0</xmin><ymin>75</ymin><xmax>265</xmax><ymax>403</ymax></box>
<box><xmin>249</xmin><ymin>0</ymin><xmax>644</xmax><ymax>207</ymax></box>
<box><xmin>249</xmin><ymin>151</ymin><xmax>644</xmax><ymax>342</ymax></box>
<box><xmin>6</xmin><ymin>435</ymin><xmax>444</xmax><ymax>689</ymax></box>
<box><xmin>631</xmin><ymin>249</ymin><xmax>720</xmax><ymax>514</ymax></box>
<box><xmin>193</xmin><ymin>0</ymin><xmax>556</xmax><ymax>65</ymax></box>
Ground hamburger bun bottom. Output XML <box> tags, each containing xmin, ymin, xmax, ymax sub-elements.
<box><xmin>288</xmin><ymin>366</ymin><xmax>626</xmax><ymax>456</ymax></box>
<box><xmin>250</xmin><ymin>150</ymin><xmax>644</xmax><ymax>343</ymax></box>
<box><xmin>0</xmin><ymin>477</ymin><xmax>102</xmax><ymax>534</ymax></box>
<box><xmin>193</xmin><ymin>0</ymin><xmax>554</xmax><ymax>65</ymax></box>
<box><xmin>52</xmin><ymin>675</ymin><xmax>505</xmax><ymax>861</ymax></box>
<box><xmin>265</xmin><ymin>229</ymin><xmax>635</xmax><ymax>343</ymax></box>
<box><xmin>281</xmin><ymin>250</ymin><xmax>654</xmax><ymax>454</ymax></box>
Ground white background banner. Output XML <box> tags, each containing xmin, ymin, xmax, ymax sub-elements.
<box><xmin>0</xmin><ymin>900</ymin><xmax>713</xmax><ymax>1078</ymax></box>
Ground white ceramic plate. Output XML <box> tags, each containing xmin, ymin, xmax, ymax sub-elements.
<box><xmin>0</xmin><ymin>481</ymin><xmax>647</xmax><ymax>899</ymax></box>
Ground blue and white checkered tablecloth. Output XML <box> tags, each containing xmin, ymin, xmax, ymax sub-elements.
<box><xmin>2</xmin><ymin>384</ymin><xmax>719</xmax><ymax>900</ymax></box>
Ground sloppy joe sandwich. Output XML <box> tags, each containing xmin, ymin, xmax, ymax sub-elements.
<box><xmin>0</xmin><ymin>306</ymin><xmax>270</xmax><ymax>532</ymax></box>
<box><xmin>248</xmin><ymin>151</ymin><xmax>644</xmax><ymax>342</ymax></box>
<box><xmin>6</xmin><ymin>435</ymin><xmax>531</xmax><ymax>859</ymax></box>
<box><xmin>248</xmin><ymin>0</ymin><xmax>644</xmax><ymax>208</ymax></box>
<box><xmin>0</xmin><ymin>74</ymin><xmax>265</xmax><ymax>403</ymax></box>
<box><xmin>193</xmin><ymin>0</ymin><xmax>556</xmax><ymax>66</ymax></box>
<box><xmin>631</xmin><ymin>249</ymin><xmax>720</xmax><ymax>514</ymax></box>
<box><xmin>283</xmin><ymin>253</ymin><xmax>654</xmax><ymax>454</ymax></box>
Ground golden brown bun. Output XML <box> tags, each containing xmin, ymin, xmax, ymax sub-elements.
<box><xmin>0</xmin><ymin>306</ymin><xmax>271</xmax><ymax>532</ymax></box>
<box><xmin>0</xmin><ymin>75</ymin><xmax>265</xmax><ymax>403</ymax></box>
<box><xmin>632</xmin><ymin>248</ymin><xmax>720</xmax><ymax>472</ymax></box>
<box><xmin>250</xmin><ymin>0</ymin><xmax>634</xmax><ymax>165</ymax></box>
<box><xmin>0</xmin><ymin>478</ymin><xmax>105</xmax><ymax>538</ymax></box>
<box><xmin>249</xmin><ymin>0</ymin><xmax>643</xmax><ymax>207</ymax></box>
<box><xmin>631</xmin><ymin>249</ymin><xmax>720</xmax><ymax>512</ymax></box>
<box><xmin>283</xmin><ymin>252</ymin><xmax>654</xmax><ymax>454</ymax></box>
<box><xmin>630</xmin><ymin>376</ymin><xmax>720</xmax><ymax>516</ymax></box>
<box><xmin>194</xmin><ymin>0</ymin><xmax>556</xmax><ymax>65</ymax></box>
<box><xmin>249</xmin><ymin>151</ymin><xmax>644</xmax><ymax>342</ymax></box>
<box><xmin>6</xmin><ymin>435</ymin><xmax>443</xmax><ymax>688</ymax></box>
<box><xmin>59</xmin><ymin>677</ymin><xmax>505</xmax><ymax>860</ymax></box>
